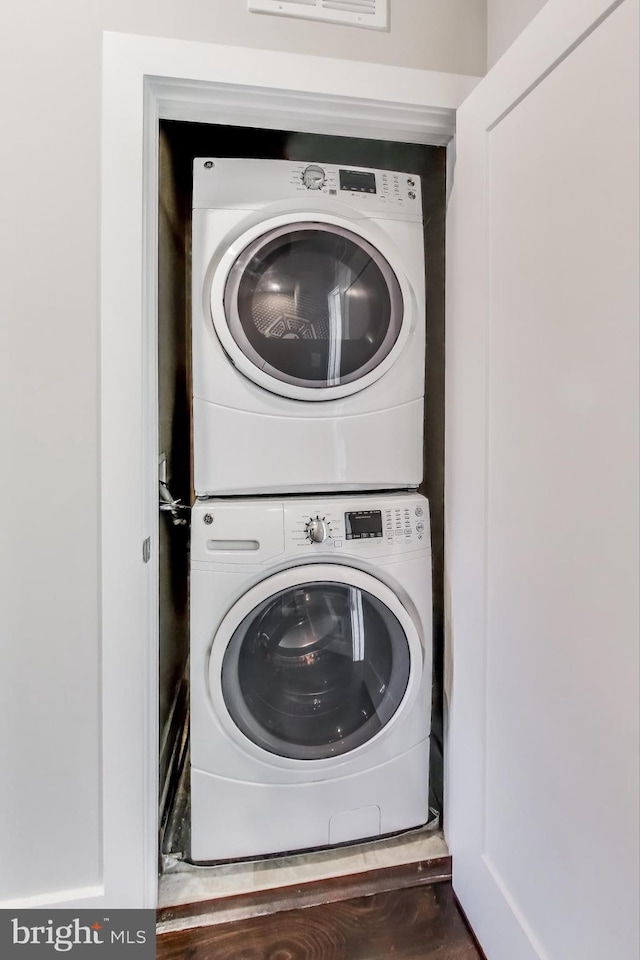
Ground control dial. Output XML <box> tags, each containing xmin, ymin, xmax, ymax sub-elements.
<box><xmin>306</xmin><ymin>516</ymin><xmax>329</xmax><ymax>543</ymax></box>
<box><xmin>302</xmin><ymin>165</ymin><xmax>326</xmax><ymax>190</ymax></box>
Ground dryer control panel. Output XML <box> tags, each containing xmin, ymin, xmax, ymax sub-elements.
<box><xmin>193</xmin><ymin>158</ymin><xmax>423</xmax><ymax>222</ymax></box>
<box><xmin>287</xmin><ymin>162</ymin><xmax>421</xmax><ymax>211</ymax></box>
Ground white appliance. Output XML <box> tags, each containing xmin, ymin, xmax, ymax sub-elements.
<box><xmin>192</xmin><ymin>158</ymin><xmax>426</xmax><ymax>496</ymax></box>
<box><xmin>190</xmin><ymin>492</ymin><xmax>432</xmax><ymax>862</ymax></box>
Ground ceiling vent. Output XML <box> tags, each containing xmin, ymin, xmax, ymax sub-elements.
<box><xmin>248</xmin><ymin>0</ymin><xmax>389</xmax><ymax>31</ymax></box>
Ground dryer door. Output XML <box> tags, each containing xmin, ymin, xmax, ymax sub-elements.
<box><xmin>210</xmin><ymin>217</ymin><xmax>412</xmax><ymax>401</ymax></box>
<box><xmin>209</xmin><ymin>564</ymin><xmax>423</xmax><ymax>761</ymax></box>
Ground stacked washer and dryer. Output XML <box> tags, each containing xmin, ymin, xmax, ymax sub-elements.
<box><xmin>189</xmin><ymin>158</ymin><xmax>432</xmax><ymax>861</ymax></box>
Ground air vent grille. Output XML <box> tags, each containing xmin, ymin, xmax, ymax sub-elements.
<box><xmin>248</xmin><ymin>0</ymin><xmax>388</xmax><ymax>31</ymax></box>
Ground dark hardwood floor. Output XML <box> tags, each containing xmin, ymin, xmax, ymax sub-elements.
<box><xmin>157</xmin><ymin>882</ymin><xmax>483</xmax><ymax>960</ymax></box>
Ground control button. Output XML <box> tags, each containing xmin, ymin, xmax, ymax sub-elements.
<box><xmin>302</xmin><ymin>165</ymin><xmax>326</xmax><ymax>190</ymax></box>
<box><xmin>416</xmin><ymin>522</ymin><xmax>425</xmax><ymax>533</ymax></box>
<box><xmin>415</xmin><ymin>506</ymin><xmax>424</xmax><ymax>517</ymax></box>
<box><xmin>333</xmin><ymin>539</ymin><xmax>343</xmax><ymax>548</ymax></box>
<box><xmin>306</xmin><ymin>516</ymin><xmax>329</xmax><ymax>542</ymax></box>
<box><xmin>408</xmin><ymin>191</ymin><xmax>416</xmax><ymax>199</ymax></box>
<box><xmin>407</xmin><ymin>178</ymin><xmax>416</xmax><ymax>187</ymax></box>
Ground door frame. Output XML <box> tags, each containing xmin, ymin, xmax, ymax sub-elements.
<box><xmin>101</xmin><ymin>32</ymin><xmax>479</xmax><ymax>907</ymax></box>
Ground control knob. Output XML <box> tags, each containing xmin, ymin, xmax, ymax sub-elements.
<box><xmin>306</xmin><ymin>516</ymin><xmax>329</xmax><ymax>543</ymax></box>
<box><xmin>302</xmin><ymin>165</ymin><xmax>326</xmax><ymax>190</ymax></box>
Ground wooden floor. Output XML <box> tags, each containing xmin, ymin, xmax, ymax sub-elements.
<box><xmin>157</xmin><ymin>882</ymin><xmax>483</xmax><ymax>960</ymax></box>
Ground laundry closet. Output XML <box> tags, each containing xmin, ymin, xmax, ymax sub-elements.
<box><xmin>92</xmin><ymin>4</ymin><xmax>638</xmax><ymax>954</ymax></box>
<box><xmin>156</xmin><ymin>120</ymin><xmax>448</xmax><ymax>896</ymax></box>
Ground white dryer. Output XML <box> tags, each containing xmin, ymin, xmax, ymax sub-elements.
<box><xmin>190</xmin><ymin>492</ymin><xmax>432</xmax><ymax>862</ymax></box>
<box><xmin>192</xmin><ymin>158</ymin><xmax>426</xmax><ymax>496</ymax></box>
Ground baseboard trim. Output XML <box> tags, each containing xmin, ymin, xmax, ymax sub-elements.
<box><xmin>157</xmin><ymin>855</ymin><xmax>452</xmax><ymax>933</ymax></box>
<box><xmin>0</xmin><ymin>885</ymin><xmax>106</xmax><ymax>910</ymax></box>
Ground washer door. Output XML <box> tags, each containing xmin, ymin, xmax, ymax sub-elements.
<box><xmin>210</xmin><ymin>217</ymin><xmax>410</xmax><ymax>401</ymax></box>
<box><xmin>209</xmin><ymin>565</ymin><xmax>422</xmax><ymax>761</ymax></box>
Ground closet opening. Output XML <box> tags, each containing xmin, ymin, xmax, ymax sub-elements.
<box><xmin>156</xmin><ymin>118</ymin><xmax>448</xmax><ymax>914</ymax></box>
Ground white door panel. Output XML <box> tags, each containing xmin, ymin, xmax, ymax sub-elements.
<box><xmin>446</xmin><ymin>1</ymin><xmax>639</xmax><ymax>958</ymax></box>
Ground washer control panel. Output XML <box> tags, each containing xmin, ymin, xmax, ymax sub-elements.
<box><xmin>192</xmin><ymin>495</ymin><xmax>430</xmax><ymax>564</ymax></box>
<box><xmin>288</xmin><ymin>496</ymin><xmax>429</xmax><ymax>553</ymax></box>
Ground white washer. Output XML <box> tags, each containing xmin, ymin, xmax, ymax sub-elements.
<box><xmin>190</xmin><ymin>492</ymin><xmax>432</xmax><ymax>862</ymax></box>
<box><xmin>192</xmin><ymin>158</ymin><xmax>426</xmax><ymax>496</ymax></box>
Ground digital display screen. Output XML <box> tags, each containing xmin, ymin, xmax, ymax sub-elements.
<box><xmin>345</xmin><ymin>510</ymin><xmax>383</xmax><ymax>540</ymax></box>
<box><xmin>339</xmin><ymin>170</ymin><xmax>377</xmax><ymax>194</ymax></box>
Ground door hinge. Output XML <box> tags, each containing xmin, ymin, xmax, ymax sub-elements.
<box><xmin>142</xmin><ymin>537</ymin><xmax>151</xmax><ymax>563</ymax></box>
<box><xmin>158</xmin><ymin>452</ymin><xmax>190</xmax><ymax>527</ymax></box>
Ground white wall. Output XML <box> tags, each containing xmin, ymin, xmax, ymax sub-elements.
<box><xmin>113</xmin><ymin>0</ymin><xmax>488</xmax><ymax>75</ymax></box>
<box><xmin>0</xmin><ymin>0</ymin><xmax>486</xmax><ymax>907</ymax></box>
<box><xmin>487</xmin><ymin>0</ymin><xmax>548</xmax><ymax>66</ymax></box>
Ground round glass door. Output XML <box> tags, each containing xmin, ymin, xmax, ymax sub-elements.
<box><xmin>222</xmin><ymin>223</ymin><xmax>404</xmax><ymax>391</ymax></box>
<box><xmin>220</xmin><ymin>580</ymin><xmax>412</xmax><ymax>760</ymax></box>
